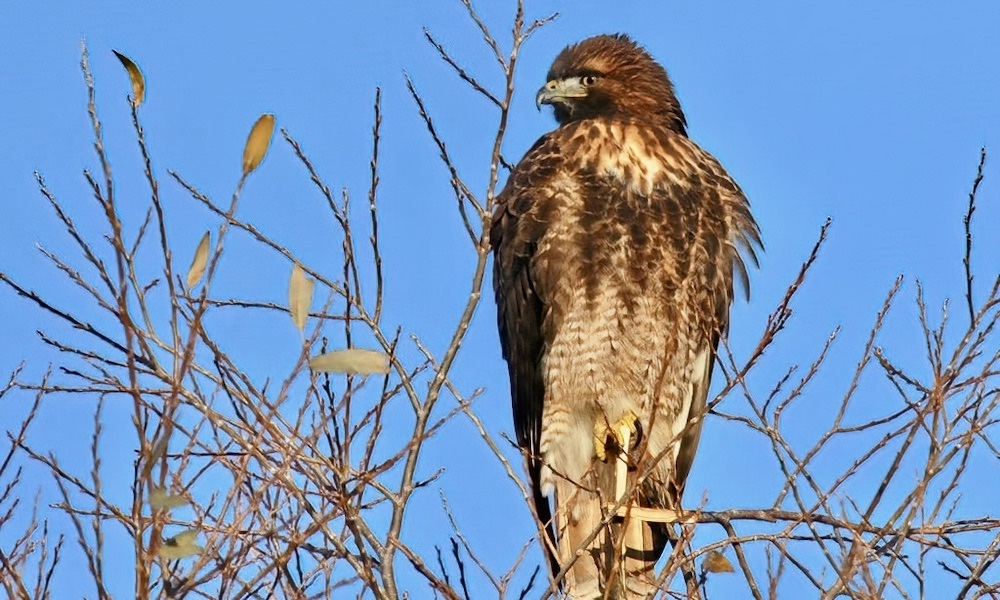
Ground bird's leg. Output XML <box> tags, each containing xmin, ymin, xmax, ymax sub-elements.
<box><xmin>614</xmin><ymin>415</ymin><xmax>646</xmax><ymax>595</ymax></box>
<box><xmin>593</xmin><ymin>411</ymin><xmax>642</xmax><ymax>552</ymax></box>
<box><xmin>593</xmin><ymin>412</ymin><xmax>659</xmax><ymax>599</ymax></box>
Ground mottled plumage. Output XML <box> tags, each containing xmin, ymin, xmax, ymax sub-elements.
<box><xmin>492</xmin><ymin>34</ymin><xmax>760</xmax><ymax>598</ymax></box>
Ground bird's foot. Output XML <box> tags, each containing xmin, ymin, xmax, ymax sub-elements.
<box><xmin>594</xmin><ymin>411</ymin><xmax>638</xmax><ymax>462</ymax></box>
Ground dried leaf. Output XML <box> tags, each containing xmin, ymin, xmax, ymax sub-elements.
<box><xmin>702</xmin><ymin>550</ymin><xmax>734</xmax><ymax>574</ymax></box>
<box><xmin>112</xmin><ymin>50</ymin><xmax>145</xmax><ymax>106</ymax></box>
<box><xmin>142</xmin><ymin>432</ymin><xmax>170</xmax><ymax>480</ymax></box>
<box><xmin>242</xmin><ymin>113</ymin><xmax>275</xmax><ymax>175</ymax></box>
<box><xmin>288</xmin><ymin>263</ymin><xmax>314</xmax><ymax>332</ymax></box>
<box><xmin>159</xmin><ymin>529</ymin><xmax>202</xmax><ymax>559</ymax></box>
<box><xmin>186</xmin><ymin>231</ymin><xmax>211</xmax><ymax>289</ymax></box>
<box><xmin>309</xmin><ymin>349</ymin><xmax>390</xmax><ymax>375</ymax></box>
<box><xmin>149</xmin><ymin>486</ymin><xmax>188</xmax><ymax>510</ymax></box>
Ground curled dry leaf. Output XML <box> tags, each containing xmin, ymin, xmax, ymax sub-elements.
<box><xmin>242</xmin><ymin>113</ymin><xmax>276</xmax><ymax>175</ymax></box>
<box><xmin>141</xmin><ymin>432</ymin><xmax>171</xmax><ymax>480</ymax></box>
<box><xmin>186</xmin><ymin>231</ymin><xmax>211</xmax><ymax>290</ymax></box>
<box><xmin>288</xmin><ymin>263</ymin><xmax>314</xmax><ymax>332</ymax></box>
<box><xmin>149</xmin><ymin>486</ymin><xmax>188</xmax><ymax>510</ymax></box>
<box><xmin>112</xmin><ymin>50</ymin><xmax>145</xmax><ymax>106</ymax></box>
<box><xmin>702</xmin><ymin>550</ymin><xmax>735</xmax><ymax>574</ymax></box>
<box><xmin>158</xmin><ymin>529</ymin><xmax>202</xmax><ymax>559</ymax></box>
<box><xmin>309</xmin><ymin>349</ymin><xmax>390</xmax><ymax>375</ymax></box>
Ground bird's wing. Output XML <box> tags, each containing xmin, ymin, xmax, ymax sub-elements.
<box><xmin>491</xmin><ymin>133</ymin><xmax>560</xmax><ymax>574</ymax></box>
<box><xmin>668</xmin><ymin>136</ymin><xmax>762</xmax><ymax>497</ymax></box>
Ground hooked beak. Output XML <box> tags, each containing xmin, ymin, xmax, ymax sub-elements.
<box><xmin>535</xmin><ymin>77</ymin><xmax>588</xmax><ymax>110</ymax></box>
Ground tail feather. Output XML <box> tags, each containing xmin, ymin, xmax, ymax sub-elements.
<box><xmin>529</xmin><ymin>459</ymin><xmax>561</xmax><ymax>581</ymax></box>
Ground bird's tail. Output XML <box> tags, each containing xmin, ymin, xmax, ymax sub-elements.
<box><xmin>529</xmin><ymin>460</ymin><xmax>561</xmax><ymax>584</ymax></box>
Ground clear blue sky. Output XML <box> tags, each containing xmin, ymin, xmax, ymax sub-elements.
<box><xmin>2</xmin><ymin>1</ymin><xmax>998</xmax><ymax>597</ymax></box>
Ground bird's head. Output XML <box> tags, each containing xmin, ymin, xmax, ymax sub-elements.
<box><xmin>536</xmin><ymin>34</ymin><xmax>687</xmax><ymax>134</ymax></box>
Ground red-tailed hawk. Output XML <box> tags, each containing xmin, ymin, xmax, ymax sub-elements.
<box><xmin>492</xmin><ymin>34</ymin><xmax>761</xmax><ymax>598</ymax></box>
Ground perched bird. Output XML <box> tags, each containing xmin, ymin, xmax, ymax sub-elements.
<box><xmin>492</xmin><ymin>34</ymin><xmax>760</xmax><ymax>598</ymax></box>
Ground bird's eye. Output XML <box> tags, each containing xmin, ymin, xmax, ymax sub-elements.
<box><xmin>582</xmin><ymin>75</ymin><xmax>598</xmax><ymax>86</ymax></box>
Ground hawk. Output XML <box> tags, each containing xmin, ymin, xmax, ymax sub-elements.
<box><xmin>492</xmin><ymin>34</ymin><xmax>760</xmax><ymax>598</ymax></box>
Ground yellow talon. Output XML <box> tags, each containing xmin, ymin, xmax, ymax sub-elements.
<box><xmin>594</xmin><ymin>411</ymin><xmax>639</xmax><ymax>462</ymax></box>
